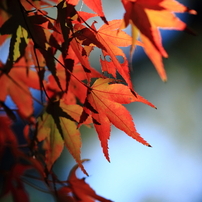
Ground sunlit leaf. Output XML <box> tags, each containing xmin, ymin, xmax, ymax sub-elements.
<box><xmin>37</xmin><ymin>101</ymin><xmax>88</xmax><ymax>175</ymax></box>
<box><xmin>79</xmin><ymin>78</ymin><xmax>155</xmax><ymax>161</ymax></box>
<box><xmin>120</xmin><ymin>0</ymin><xmax>196</xmax><ymax>81</ymax></box>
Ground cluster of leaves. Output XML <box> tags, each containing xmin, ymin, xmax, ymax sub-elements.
<box><xmin>0</xmin><ymin>0</ymin><xmax>195</xmax><ymax>201</ymax></box>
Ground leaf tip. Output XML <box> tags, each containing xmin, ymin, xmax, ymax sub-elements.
<box><xmin>188</xmin><ymin>9</ymin><xmax>197</xmax><ymax>15</ymax></box>
<box><xmin>105</xmin><ymin>154</ymin><xmax>110</xmax><ymax>163</ymax></box>
<box><xmin>80</xmin><ymin>159</ymin><xmax>91</xmax><ymax>176</ymax></box>
<box><xmin>101</xmin><ymin>16</ymin><xmax>108</xmax><ymax>25</ymax></box>
<box><xmin>103</xmin><ymin>149</ymin><xmax>110</xmax><ymax>162</ymax></box>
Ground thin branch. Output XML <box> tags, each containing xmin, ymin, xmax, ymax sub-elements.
<box><xmin>23</xmin><ymin>173</ymin><xmax>69</xmax><ymax>187</ymax></box>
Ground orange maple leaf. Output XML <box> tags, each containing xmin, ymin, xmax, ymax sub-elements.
<box><xmin>79</xmin><ymin>78</ymin><xmax>155</xmax><ymax>161</ymax></box>
<box><xmin>120</xmin><ymin>0</ymin><xmax>196</xmax><ymax>81</ymax></box>
<box><xmin>83</xmin><ymin>0</ymin><xmax>107</xmax><ymax>24</ymax></box>
<box><xmin>97</xmin><ymin>20</ymin><xmax>133</xmax><ymax>87</ymax></box>
<box><xmin>0</xmin><ymin>63</ymin><xmax>41</xmax><ymax>119</ymax></box>
<box><xmin>46</xmin><ymin>51</ymin><xmax>103</xmax><ymax>103</ymax></box>
<box><xmin>74</xmin><ymin>20</ymin><xmax>134</xmax><ymax>88</ymax></box>
<box><xmin>68</xmin><ymin>0</ymin><xmax>107</xmax><ymax>24</ymax></box>
<box><xmin>37</xmin><ymin>101</ymin><xmax>92</xmax><ymax>175</ymax></box>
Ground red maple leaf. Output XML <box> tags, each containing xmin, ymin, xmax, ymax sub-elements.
<box><xmin>79</xmin><ymin>78</ymin><xmax>155</xmax><ymax>161</ymax></box>
<box><xmin>0</xmin><ymin>62</ymin><xmax>41</xmax><ymax>119</ymax></box>
<box><xmin>74</xmin><ymin>20</ymin><xmax>134</xmax><ymax>88</ymax></box>
<box><xmin>58</xmin><ymin>160</ymin><xmax>113</xmax><ymax>202</ymax></box>
<box><xmin>120</xmin><ymin>0</ymin><xmax>196</xmax><ymax>81</ymax></box>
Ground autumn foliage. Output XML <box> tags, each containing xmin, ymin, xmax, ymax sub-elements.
<box><xmin>0</xmin><ymin>0</ymin><xmax>196</xmax><ymax>201</ymax></box>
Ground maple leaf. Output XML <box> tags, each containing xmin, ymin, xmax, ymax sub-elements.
<box><xmin>46</xmin><ymin>51</ymin><xmax>103</xmax><ymax>103</ymax></box>
<box><xmin>0</xmin><ymin>0</ymin><xmax>57</xmax><ymax>79</ymax></box>
<box><xmin>0</xmin><ymin>0</ymin><xmax>31</xmax><ymax>73</ymax></box>
<box><xmin>82</xmin><ymin>0</ymin><xmax>108</xmax><ymax>24</ymax></box>
<box><xmin>0</xmin><ymin>23</ymin><xmax>29</xmax><ymax>73</ymax></box>
<box><xmin>79</xmin><ymin>78</ymin><xmax>155</xmax><ymax>161</ymax></box>
<box><xmin>0</xmin><ymin>65</ymin><xmax>41</xmax><ymax>119</ymax></box>
<box><xmin>74</xmin><ymin>20</ymin><xmax>134</xmax><ymax>88</ymax></box>
<box><xmin>0</xmin><ymin>0</ymin><xmax>61</xmax><ymax>87</ymax></box>
<box><xmin>57</xmin><ymin>159</ymin><xmax>113</xmax><ymax>202</ymax></box>
<box><xmin>97</xmin><ymin>20</ymin><xmax>133</xmax><ymax>86</ymax></box>
<box><xmin>37</xmin><ymin>101</ymin><xmax>90</xmax><ymax>175</ymax></box>
<box><xmin>55</xmin><ymin>2</ymin><xmax>102</xmax><ymax>85</ymax></box>
<box><xmin>70</xmin><ymin>38</ymin><xmax>95</xmax><ymax>75</ymax></box>
<box><xmin>120</xmin><ymin>0</ymin><xmax>196</xmax><ymax>81</ymax></box>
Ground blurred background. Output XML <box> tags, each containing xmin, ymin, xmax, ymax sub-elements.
<box><xmin>70</xmin><ymin>0</ymin><xmax>202</xmax><ymax>202</ymax></box>
<box><xmin>1</xmin><ymin>0</ymin><xmax>202</xmax><ymax>202</ymax></box>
